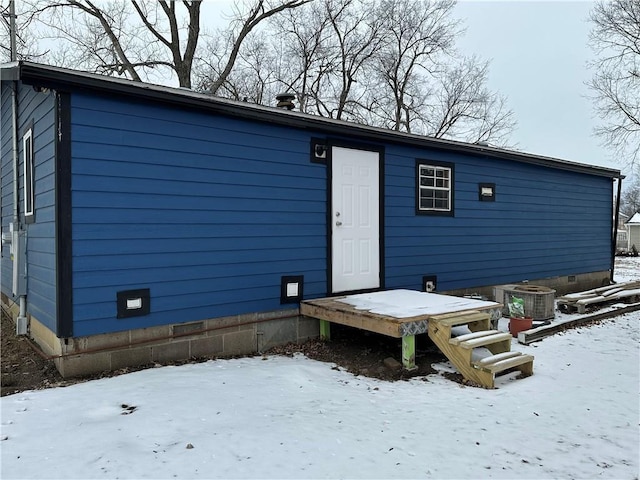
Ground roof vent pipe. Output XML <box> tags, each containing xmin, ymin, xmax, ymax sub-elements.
<box><xmin>276</xmin><ymin>92</ymin><xmax>295</xmax><ymax>110</ymax></box>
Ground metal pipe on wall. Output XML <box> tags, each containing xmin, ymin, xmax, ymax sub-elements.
<box><xmin>611</xmin><ymin>176</ymin><xmax>624</xmax><ymax>283</ymax></box>
<box><xmin>9</xmin><ymin>0</ymin><xmax>17</xmax><ymax>62</ymax></box>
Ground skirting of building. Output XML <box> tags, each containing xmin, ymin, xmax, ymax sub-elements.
<box><xmin>2</xmin><ymin>270</ymin><xmax>610</xmax><ymax>378</ymax></box>
<box><xmin>445</xmin><ymin>271</ymin><xmax>611</xmax><ymax>299</ymax></box>
<box><xmin>1</xmin><ymin>295</ymin><xmax>319</xmax><ymax>378</ymax></box>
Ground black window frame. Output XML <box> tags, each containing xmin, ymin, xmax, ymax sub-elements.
<box><xmin>415</xmin><ymin>159</ymin><xmax>454</xmax><ymax>216</ymax></box>
<box><xmin>23</xmin><ymin>124</ymin><xmax>35</xmax><ymax>223</ymax></box>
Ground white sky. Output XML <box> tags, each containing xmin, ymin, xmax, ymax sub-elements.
<box><xmin>454</xmin><ymin>1</ymin><xmax>622</xmax><ymax>173</ymax></box>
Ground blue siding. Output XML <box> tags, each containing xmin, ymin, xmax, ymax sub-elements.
<box><xmin>0</xmin><ymin>82</ymin><xmax>57</xmax><ymax>332</ymax></box>
<box><xmin>384</xmin><ymin>145</ymin><xmax>613</xmax><ymax>290</ymax></box>
<box><xmin>70</xmin><ymin>93</ymin><xmax>328</xmax><ymax>336</ymax></box>
<box><xmin>69</xmin><ymin>90</ymin><xmax>613</xmax><ymax>338</ymax></box>
<box><xmin>1</xmin><ymin>84</ymin><xmax>12</xmax><ymax>289</ymax></box>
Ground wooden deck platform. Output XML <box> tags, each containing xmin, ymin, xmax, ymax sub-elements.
<box><xmin>301</xmin><ymin>289</ymin><xmax>503</xmax><ymax>371</ymax></box>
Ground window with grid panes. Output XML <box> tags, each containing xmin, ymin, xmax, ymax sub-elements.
<box><xmin>417</xmin><ymin>162</ymin><xmax>453</xmax><ymax>214</ymax></box>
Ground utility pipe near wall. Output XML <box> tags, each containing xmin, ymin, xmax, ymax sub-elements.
<box><xmin>9</xmin><ymin>0</ymin><xmax>27</xmax><ymax>334</ymax></box>
<box><xmin>9</xmin><ymin>0</ymin><xmax>16</xmax><ymax>63</ymax></box>
<box><xmin>611</xmin><ymin>177</ymin><xmax>624</xmax><ymax>283</ymax></box>
<box><xmin>9</xmin><ymin>1</ymin><xmax>18</xmax><ymax>223</ymax></box>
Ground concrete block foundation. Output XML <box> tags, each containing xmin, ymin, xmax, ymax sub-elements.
<box><xmin>445</xmin><ymin>270</ymin><xmax>611</xmax><ymax>299</ymax></box>
<box><xmin>0</xmin><ymin>298</ymin><xmax>319</xmax><ymax>378</ymax></box>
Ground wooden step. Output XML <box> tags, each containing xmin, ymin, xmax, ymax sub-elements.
<box><xmin>473</xmin><ymin>353</ymin><xmax>534</xmax><ymax>374</ymax></box>
<box><xmin>428</xmin><ymin>309</ymin><xmax>534</xmax><ymax>388</ymax></box>
<box><xmin>476</xmin><ymin>351</ymin><xmax>522</xmax><ymax>365</ymax></box>
<box><xmin>430</xmin><ymin>311</ymin><xmax>490</xmax><ymax>328</ymax></box>
<box><xmin>454</xmin><ymin>332</ymin><xmax>512</xmax><ymax>349</ymax></box>
<box><xmin>450</xmin><ymin>329</ymin><xmax>500</xmax><ymax>344</ymax></box>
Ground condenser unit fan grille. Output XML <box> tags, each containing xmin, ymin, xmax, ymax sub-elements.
<box><xmin>494</xmin><ymin>284</ymin><xmax>556</xmax><ymax>320</ymax></box>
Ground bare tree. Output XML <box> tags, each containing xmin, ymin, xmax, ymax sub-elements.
<box><xmin>252</xmin><ymin>0</ymin><xmax>385</xmax><ymax>118</ymax></box>
<box><xmin>196</xmin><ymin>0</ymin><xmax>311</xmax><ymax>95</ymax></box>
<box><xmin>621</xmin><ymin>176</ymin><xmax>640</xmax><ymax>216</ymax></box>
<box><xmin>0</xmin><ymin>0</ymin><xmax>46</xmax><ymax>61</ymax></box>
<box><xmin>588</xmin><ymin>0</ymin><xmax>640</xmax><ymax>170</ymax></box>
<box><xmin>212</xmin><ymin>32</ymin><xmax>279</xmax><ymax>104</ymax></box>
<box><xmin>18</xmin><ymin>0</ymin><xmax>515</xmax><ymax>146</ymax></box>
<box><xmin>372</xmin><ymin>0</ymin><xmax>458</xmax><ymax>132</ymax></box>
<box><xmin>268</xmin><ymin>1</ymin><xmax>333</xmax><ymax>113</ymax></box>
<box><xmin>22</xmin><ymin>0</ymin><xmax>308</xmax><ymax>89</ymax></box>
<box><xmin>25</xmin><ymin>1</ymin><xmax>201</xmax><ymax>86</ymax></box>
<box><xmin>427</xmin><ymin>57</ymin><xmax>516</xmax><ymax>145</ymax></box>
<box><xmin>261</xmin><ymin>0</ymin><xmax>514</xmax><ymax>144</ymax></box>
<box><xmin>129</xmin><ymin>0</ymin><xmax>200</xmax><ymax>88</ymax></box>
<box><xmin>321</xmin><ymin>0</ymin><xmax>387</xmax><ymax>120</ymax></box>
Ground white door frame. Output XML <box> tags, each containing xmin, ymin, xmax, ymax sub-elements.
<box><xmin>329</xmin><ymin>144</ymin><xmax>383</xmax><ymax>294</ymax></box>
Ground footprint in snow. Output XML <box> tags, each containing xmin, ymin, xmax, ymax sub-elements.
<box><xmin>120</xmin><ymin>404</ymin><xmax>137</xmax><ymax>415</ymax></box>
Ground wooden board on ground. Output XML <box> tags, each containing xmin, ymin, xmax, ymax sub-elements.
<box><xmin>557</xmin><ymin>281</ymin><xmax>640</xmax><ymax>314</ymax></box>
<box><xmin>518</xmin><ymin>302</ymin><xmax>640</xmax><ymax>345</ymax></box>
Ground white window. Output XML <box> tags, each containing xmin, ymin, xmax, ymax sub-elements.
<box><xmin>23</xmin><ymin>128</ymin><xmax>34</xmax><ymax>220</ymax></box>
<box><xmin>417</xmin><ymin>161</ymin><xmax>453</xmax><ymax>214</ymax></box>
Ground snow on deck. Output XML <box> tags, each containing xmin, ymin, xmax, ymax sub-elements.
<box><xmin>337</xmin><ymin>289</ymin><xmax>501</xmax><ymax>318</ymax></box>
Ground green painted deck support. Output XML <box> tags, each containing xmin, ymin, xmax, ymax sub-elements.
<box><xmin>319</xmin><ymin>319</ymin><xmax>331</xmax><ymax>340</ymax></box>
<box><xmin>402</xmin><ymin>335</ymin><xmax>416</xmax><ymax>370</ymax></box>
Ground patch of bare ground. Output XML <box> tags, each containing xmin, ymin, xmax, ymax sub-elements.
<box><xmin>265</xmin><ymin>323</ymin><xmax>443</xmax><ymax>381</ymax></box>
<box><xmin>1</xmin><ymin>310</ymin><xmax>63</xmax><ymax>396</ymax></box>
<box><xmin>2</xmin><ymin>307</ymin><xmax>446</xmax><ymax>396</ymax></box>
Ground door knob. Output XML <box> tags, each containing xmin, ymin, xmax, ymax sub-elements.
<box><xmin>336</xmin><ymin>221</ymin><xmax>342</xmax><ymax>226</ymax></box>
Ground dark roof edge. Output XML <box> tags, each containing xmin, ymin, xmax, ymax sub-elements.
<box><xmin>4</xmin><ymin>61</ymin><xmax>623</xmax><ymax>179</ymax></box>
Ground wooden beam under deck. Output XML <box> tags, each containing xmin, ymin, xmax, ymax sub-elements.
<box><xmin>301</xmin><ymin>297</ymin><xmax>428</xmax><ymax>338</ymax></box>
<box><xmin>301</xmin><ymin>294</ymin><xmax>501</xmax><ymax>339</ymax></box>
<box><xmin>301</xmin><ymin>291</ymin><xmax>502</xmax><ymax>371</ymax></box>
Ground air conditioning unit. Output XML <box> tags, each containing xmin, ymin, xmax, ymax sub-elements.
<box><xmin>493</xmin><ymin>284</ymin><xmax>556</xmax><ymax>320</ymax></box>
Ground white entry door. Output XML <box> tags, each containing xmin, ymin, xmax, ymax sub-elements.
<box><xmin>331</xmin><ymin>146</ymin><xmax>380</xmax><ymax>293</ymax></box>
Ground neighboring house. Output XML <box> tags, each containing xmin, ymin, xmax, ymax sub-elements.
<box><xmin>627</xmin><ymin>212</ymin><xmax>640</xmax><ymax>251</ymax></box>
<box><xmin>617</xmin><ymin>212</ymin><xmax>630</xmax><ymax>251</ymax></box>
<box><xmin>0</xmin><ymin>62</ymin><xmax>623</xmax><ymax>377</ymax></box>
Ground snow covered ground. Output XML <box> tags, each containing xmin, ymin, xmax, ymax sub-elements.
<box><xmin>1</xmin><ymin>259</ymin><xmax>639</xmax><ymax>480</ymax></box>
<box><xmin>614</xmin><ymin>255</ymin><xmax>640</xmax><ymax>283</ymax></box>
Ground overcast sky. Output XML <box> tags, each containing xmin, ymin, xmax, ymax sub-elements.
<box><xmin>454</xmin><ymin>1</ymin><xmax>622</xmax><ymax>173</ymax></box>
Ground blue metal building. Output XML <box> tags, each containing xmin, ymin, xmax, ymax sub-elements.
<box><xmin>0</xmin><ymin>62</ymin><xmax>622</xmax><ymax>376</ymax></box>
